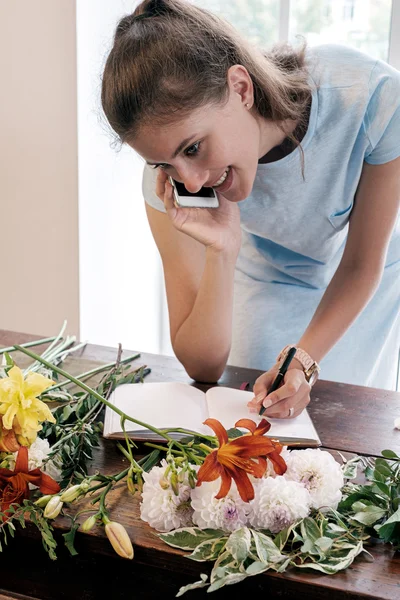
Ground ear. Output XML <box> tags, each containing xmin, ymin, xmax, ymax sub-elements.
<box><xmin>227</xmin><ymin>65</ymin><xmax>254</xmax><ymax>108</ymax></box>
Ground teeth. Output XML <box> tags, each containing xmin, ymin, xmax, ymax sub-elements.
<box><xmin>213</xmin><ymin>167</ymin><xmax>230</xmax><ymax>188</ymax></box>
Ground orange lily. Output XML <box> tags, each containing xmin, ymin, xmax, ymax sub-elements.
<box><xmin>196</xmin><ymin>418</ymin><xmax>287</xmax><ymax>503</ymax></box>
<box><xmin>0</xmin><ymin>422</ymin><xmax>20</xmax><ymax>453</ymax></box>
<box><xmin>0</xmin><ymin>446</ymin><xmax>60</xmax><ymax>517</ymax></box>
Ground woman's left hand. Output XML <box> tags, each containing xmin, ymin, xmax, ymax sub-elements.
<box><xmin>246</xmin><ymin>365</ymin><xmax>311</xmax><ymax>418</ymax></box>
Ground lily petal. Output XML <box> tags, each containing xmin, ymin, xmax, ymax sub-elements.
<box><xmin>196</xmin><ymin>450</ymin><xmax>223</xmax><ymax>485</ymax></box>
<box><xmin>7</xmin><ymin>366</ymin><xmax>24</xmax><ymax>388</ymax></box>
<box><xmin>15</xmin><ymin>446</ymin><xmax>29</xmax><ymax>473</ymax></box>
<box><xmin>203</xmin><ymin>419</ymin><xmax>228</xmax><ymax>445</ymax></box>
<box><xmin>214</xmin><ymin>468</ymin><xmax>232</xmax><ymax>499</ymax></box>
<box><xmin>268</xmin><ymin>450</ymin><xmax>288</xmax><ymax>476</ymax></box>
<box><xmin>254</xmin><ymin>419</ymin><xmax>272</xmax><ymax>436</ymax></box>
<box><xmin>229</xmin><ymin>467</ymin><xmax>255</xmax><ymax>502</ymax></box>
<box><xmin>234</xmin><ymin>418</ymin><xmax>257</xmax><ymax>433</ymax></box>
<box><xmin>23</xmin><ymin>372</ymin><xmax>54</xmax><ymax>399</ymax></box>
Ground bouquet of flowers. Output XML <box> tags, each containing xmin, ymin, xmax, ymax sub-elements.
<box><xmin>0</xmin><ymin>325</ymin><xmax>399</xmax><ymax>596</ymax></box>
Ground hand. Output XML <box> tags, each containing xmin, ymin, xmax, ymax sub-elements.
<box><xmin>247</xmin><ymin>364</ymin><xmax>311</xmax><ymax>419</ymax></box>
<box><xmin>155</xmin><ymin>169</ymin><xmax>241</xmax><ymax>253</ymax></box>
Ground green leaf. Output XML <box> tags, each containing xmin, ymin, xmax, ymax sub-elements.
<box><xmin>294</xmin><ymin>541</ymin><xmax>364</xmax><ymax>574</ymax></box>
<box><xmin>375</xmin><ymin>507</ymin><xmax>400</xmax><ymax>543</ymax></box>
<box><xmin>342</xmin><ymin>457</ymin><xmax>361</xmax><ymax>479</ymax></box>
<box><xmin>187</xmin><ymin>537</ymin><xmax>227</xmax><ymax>562</ymax></box>
<box><xmin>176</xmin><ymin>574</ymin><xmax>208</xmax><ymax>597</ymax></box>
<box><xmin>245</xmin><ymin>560</ymin><xmax>269</xmax><ymax>576</ymax></box>
<box><xmin>351</xmin><ymin>505</ymin><xmax>386</xmax><ymax>526</ymax></box>
<box><xmin>225</xmin><ymin>527</ymin><xmax>251</xmax><ymax>563</ymax></box>
<box><xmin>159</xmin><ymin>528</ymin><xmax>226</xmax><ymax>551</ymax></box>
<box><xmin>252</xmin><ymin>530</ymin><xmax>286</xmax><ymax>564</ymax></box>
<box><xmin>226</xmin><ymin>428</ymin><xmax>244</xmax><ymax>439</ymax></box>
<box><xmin>301</xmin><ymin>517</ymin><xmax>321</xmax><ymax>543</ymax></box>
<box><xmin>374</xmin><ymin>481</ymin><xmax>391</xmax><ymax>497</ymax></box>
<box><xmin>374</xmin><ymin>459</ymin><xmax>393</xmax><ymax>478</ymax></box>
<box><xmin>315</xmin><ymin>536</ymin><xmax>333</xmax><ymax>553</ymax></box>
<box><xmin>63</xmin><ymin>524</ymin><xmax>79</xmax><ymax>556</ymax></box>
<box><xmin>273</xmin><ymin>522</ymin><xmax>295</xmax><ymax>550</ymax></box>
<box><xmin>382</xmin><ymin>449</ymin><xmax>399</xmax><ymax>460</ymax></box>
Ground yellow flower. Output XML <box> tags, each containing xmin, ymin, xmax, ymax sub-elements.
<box><xmin>0</xmin><ymin>366</ymin><xmax>55</xmax><ymax>445</ymax></box>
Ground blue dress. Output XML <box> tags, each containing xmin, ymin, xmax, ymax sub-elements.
<box><xmin>143</xmin><ymin>45</ymin><xmax>400</xmax><ymax>390</ymax></box>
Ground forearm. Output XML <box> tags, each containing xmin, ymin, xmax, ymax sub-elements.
<box><xmin>296</xmin><ymin>262</ymin><xmax>383</xmax><ymax>363</ymax></box>
<box><xmin>172</xmin><ymin>247</ymin><xmax>238</xmax><ymax>382</ymax></box>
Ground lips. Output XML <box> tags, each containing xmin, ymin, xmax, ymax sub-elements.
<box><xmin>207</xmin><ymin>167</ymin><xmax>230</xmax><ymax>188</ymax></box>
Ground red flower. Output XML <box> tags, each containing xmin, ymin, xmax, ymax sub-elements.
<box><xmin>196</xmin><ymin>418</ymin><xmax>287</xmax><ymax>503</ymax></box>
<box><xmin>0</xmin><ymin>446</ymin><xmax>60</xmax><ymax>516</ymax></box>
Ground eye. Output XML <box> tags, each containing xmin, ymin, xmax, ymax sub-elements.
<box><xmin>185</xmin><ymin>141</ymin><xmax>201</xmax><ymax>157</ymax></box>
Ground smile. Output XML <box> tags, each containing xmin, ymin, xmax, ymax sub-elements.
<box><xmin>211</xmin><ymin>167</ymin><xmax>231</xmax><ymax>188</ymax></box>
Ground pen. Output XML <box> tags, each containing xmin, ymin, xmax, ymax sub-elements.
<box><xmin>259</xmin><ymin>346</ymin><xmax>297</xmax><ymax>416</ymax></box>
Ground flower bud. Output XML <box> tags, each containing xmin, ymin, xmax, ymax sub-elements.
<box><xmin>81</xmin><ymin>514</ymin><xmax>97</xmax><ymax>532</ymax></box>
<box><xmin>188</xmin><ymin>472</ymin><xmax>196</xmax><ymax>489</ymax></box>
<box><xmin>159</xmin><ymin>476</ymin><xmax>169</xmax><ymax>490</ymax></box>
<box><xmin>80</xmin><ymin>479</ymin><xmax>91</xmax><ymax>493</ymax></box>
<box><xmin>44</xmin><ymin>495</ymin><xmax>63</xmax><ymax>519</ymax></box>
<box><xmin>60</xmin><ymin>485</ymin><xmax>82</xmax><ymax>503</ymax></box>
<box><xmin>127</xmin><ymin>474</ymin><xmax>136</xmax><ymax>495</ymax></box>
<box><xmin>105</xmin><ymin>522</ymin><xmax>134</xmax><ymax>560</ymax></box>
<box><xmin>35</xmin><ymin>494</ymin><xmax>53</xmax><ymax>508</ymax></box>
<box><xmin>170</xmin><ymin>472</ymin><xmax>180</xmax><ymax>496</ymax></box>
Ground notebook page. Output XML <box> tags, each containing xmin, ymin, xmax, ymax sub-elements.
<box><xmin>205</xmin><ymin>386</ymin><xmax>320</xmax><ymax>443</ymax></box>
<box><xmin>104</xmin><ymin>382</ymin><xmax>209</xmax><ymax>437</ymax></box>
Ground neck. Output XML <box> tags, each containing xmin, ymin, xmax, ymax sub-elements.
<box><xmin>257</xmin><ymin>117</ymin><xmax>299</xmax><ymax>160</ymax></box>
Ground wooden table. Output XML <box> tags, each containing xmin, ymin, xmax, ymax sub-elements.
<box><xmin>1</xmin><ymin>329</ymin><xmax>400</xmax><ymax>600</ymax></box>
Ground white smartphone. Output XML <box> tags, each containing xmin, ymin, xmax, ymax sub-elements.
<box><xmin>168</xmin><ymin>177</ymin><xmax>219</xmax><ymax>208</ymax></box>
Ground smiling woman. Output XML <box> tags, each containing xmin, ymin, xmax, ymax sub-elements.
<box><xmin>101</xmin><ymin>0</ymin><xmax>400</xmax><ymax>417</ymax></box>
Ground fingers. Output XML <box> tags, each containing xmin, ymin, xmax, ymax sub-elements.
<box><xmin>247</xmin><ymin>368</ymin><xmax>311</xmax><ymax>419</ymax></box>
<box><xmin>247</xmin><ymin>368</ymin><xmax>279</xmax><ymax>413</ymax></box>
<box><xmin>155</xmin><ymin>170</ymin><xmax>177</xmax><ymax>213</ymax></box>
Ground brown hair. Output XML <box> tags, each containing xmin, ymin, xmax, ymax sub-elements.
<box><xmin>101</xmin><ymin>0</ymin><xmax>311</xmax><ymax>148</ymax></box>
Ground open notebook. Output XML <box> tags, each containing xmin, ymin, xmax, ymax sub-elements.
<box><xmin>103</xmin><ymin>382</ymin><xmax>321</xmax><ymax>447</ymax></box>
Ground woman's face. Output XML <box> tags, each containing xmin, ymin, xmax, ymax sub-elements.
<box><xmin>130</xmin><ymin>66</ymin><xmax>289</xmax><ymax>203</ymax></box>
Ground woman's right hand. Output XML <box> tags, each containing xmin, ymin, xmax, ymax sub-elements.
<box><xmin>155</xmin><ymin>169</ymin><xmax>241</xmax><ymax>254</ymax></box>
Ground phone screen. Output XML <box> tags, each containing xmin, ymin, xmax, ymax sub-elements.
<box><xmin>172</xmin><ymin>180</ymin><xmax>216</xmax><ymax>198</ymax></box>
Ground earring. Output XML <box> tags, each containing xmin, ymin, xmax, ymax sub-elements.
<box><xmin>245</xmin><ymin>103</ymin><xmax>250</xmax><ymax>108</ymax></box>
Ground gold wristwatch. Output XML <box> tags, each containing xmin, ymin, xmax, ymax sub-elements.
<box><xmin>277</xmin><ymin>345</ymin><xmax>320</xmax><ymax>386</ymax></box>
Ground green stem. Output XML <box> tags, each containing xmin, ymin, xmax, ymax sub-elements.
<box><xmin>46</xmin><ymin>354</ymin><xmax>140</xmax><ymax>392</ymax></box>
<box><xmin>0</xmin><ymin>336</ymin><xmax>57</xmax><ymax>356</ymax></box>
<box><xmin>15</xmin><ymin>345</ymin><xmax>174</xmax><ymax>443</ymax></box>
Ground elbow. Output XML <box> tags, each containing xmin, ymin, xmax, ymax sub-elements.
<box><xmin>177</xmin><ymin>356</ymin><xmax>228</xmax><ymax>383</ymax></box>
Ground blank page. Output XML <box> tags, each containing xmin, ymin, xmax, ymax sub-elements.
<box><xmin>205</xmin><ymin>386</ymin><xmax>320</xmax><ymax>443</ymax></box>
<box><xmin>104</xmin><ymin>382</ymin><xmax>209</xmax><ymax>437</ymax></box>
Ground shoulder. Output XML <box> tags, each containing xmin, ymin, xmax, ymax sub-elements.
<box><xmin>307</xmin><ymin>44</ymin><xmax>378</xmax><ymax>89</ymax></box>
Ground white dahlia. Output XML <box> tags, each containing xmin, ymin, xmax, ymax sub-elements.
<box><xmin>9</xmin><ymin>436</ymin><xmax>61</xmax><ymax>481</ymax></box>
<box><xmin>140</xmin><ymin>460</ymin><xmax>194</xmax><ymax>532</ymax></box>
<box><xmin>284</xmin><ymin>449</ymin><xmax>344</xmax><ymax>511</ymax></box>
<box><xmin>190</xmin><ymin>478</ymin><xmax>250</xmax><ymax>533</ymax></box>
<box><xmin>248</xmin><ymin>476</ymin><xmax>311</xmax><ymax>533</ymax></box>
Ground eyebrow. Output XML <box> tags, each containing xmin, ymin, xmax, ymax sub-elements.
<box><xmin>145</xmin><ymin>134</ymin><xmax>198</xmax><ymax>166</ymax></box>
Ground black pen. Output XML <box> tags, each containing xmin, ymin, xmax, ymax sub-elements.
<box><xmin>259</xmin><ymin>346</ymin><xmax>297</xmax><ymax>416</ymax></box>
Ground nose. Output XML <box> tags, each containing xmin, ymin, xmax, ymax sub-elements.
<box><xmin>176</xmin><ymin>167</ymin><xmax>208</xmax><ymax>193</ymax></box>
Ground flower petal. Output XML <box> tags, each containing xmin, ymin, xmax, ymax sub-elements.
<box><xmin>7</xmin><ymin>366</ymin><xmax>24</xmax><ymax>388</ymax></box>
<box><xmin>268</xmin><ymin>450</ymin><xmax>287</xmax><ymax>476</ymax></box>
<box><xmin>214</xmin><ymin>469</ymin><xmax>232</xmax><ymax>499</ymax></box>
<box><xmin>15</xmin><ymin>446</ymin><xmax>29</xmax><ymax>473</ymax></box>
<box><xmin>229</xmin><ymin>436</ymin><xmax>277</xmax><ymax>457</ymax></box>
<box><xmin>253</xmin><ymin>419</ymin><xmax>272</xmax><ymax>436</ymax></box>
<box><xmin>23</xmin><ymin>372</ymin><xmax>54</xmax><ymax>399</ymax></box>
<box><xmin>196</xmin><ymin>451</ymin><xmax>223</xmax><ymax>485</ymax></box>
<box><xmin>229</xmin><ymin>467</ymin><xmax>255</xmax><ymax>502</ymax></box>
<box><xmin>203</xmin><ymin>419</ymin><xmax>228</xmax><ymax>445</ymax></box>
<box><xmin>234</xmin><ymin>418</ymin><xmax>257</xmax><ymax>433</ymax></box>
<box><xmin>2</xmin><ymin>404</ymin><xmax>18</xmax><ymax>431</ymax></box>
<box><xmin>37</xmin><ymin>471</ymin><xmax>61</xmax><ymax>495</ymax></box>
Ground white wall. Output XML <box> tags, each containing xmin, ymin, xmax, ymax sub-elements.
<box><xmin>0</xmin><ymin>0</ymin><xmax>80</xmax><ymax>338</ymax></box>
<box><xmin>76</xmin><ymin>0</ymin><xmax>171</xmax><ymax>354</ymax></box>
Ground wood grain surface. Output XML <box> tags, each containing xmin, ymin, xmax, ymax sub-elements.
<box><xmin>1</xmin><ymin>329</ymin><xmax>400</xmax><ymax>600</ymax></box>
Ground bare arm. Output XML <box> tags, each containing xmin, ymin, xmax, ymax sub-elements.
<box><xmin>250</xmin><ymin>156</ymin><xmax>400</xmax><ymax>416</ymax></box>
<box><xmin>146</xmin><ymin>199</ymin><xmax>240</xmax><ymax>382</ymax></box>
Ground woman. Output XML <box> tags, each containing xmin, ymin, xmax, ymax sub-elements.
<box><xmin>101</xmin><ymin>0</ymin><xmax>400</xmax><ymax>419</ymax></box>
